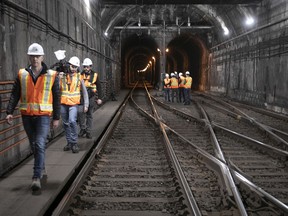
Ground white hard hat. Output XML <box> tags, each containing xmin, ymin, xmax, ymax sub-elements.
<box><xmin>179</xmin><ymin>72</ymin><xmax>183</xmax><ymax>76</ymax></box>
<box><xmin>165</xmin><ymin>73</ymin><xmax>169</xmax><ymax>77</ymax></box>
<box><xmin>171</xmin><ymin>73</ymin><xmax>175</xmax><ymax>77</ymax></box>
<box><xmin>69</xmin><ymin>56</ymin><xmax>80</xmax><ymax>67</ymax></box>
<box><xmin>82</xmin><ymin>58</ymin><xmax>93</xmax><ymax>66</ymax></box>
<box><xmin>185</xmin><ymin>71</ymin><xmax>190</xmax><ymax>75</ymax></box>
<box><xmin>27</xmin><ymin>43</ymin><xmax>44</xmax><ymax>55</ymax></box>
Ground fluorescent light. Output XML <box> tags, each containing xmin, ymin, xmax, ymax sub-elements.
<box><xmin>246</xmin><ymin>17</ymin><xmax>255</xmax><ymax>25</ymax></box>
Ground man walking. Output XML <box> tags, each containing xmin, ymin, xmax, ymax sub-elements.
<box><xmin>78</xmin><ymin>58</ymin><xmax>102</xmax><ymax>139</ymax></box>
<box><xmin>60</xmin><ymin>56</ymin><xmax>89</xmax><ymax>153</ymax></box>
<box><xmin>6</xmin><ymin>43</ymin><xmax>61</xmax><ymax>191</ymax></box>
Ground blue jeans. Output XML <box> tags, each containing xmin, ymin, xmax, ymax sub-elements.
<box><xmin>22</xmin><ymin>115</ymin><xmax>50</xmax><ymax>179</ymax></box>
<box><xmin>61</xmin><ymin>104</ymin><xmax>78</xmax><ymax>145</ymax></box>
<box><xmin>164</xmin><ymin>88</ymin><xmax>170</xmax><ymax>101</ymax></box>
<box><xmin>184</xmin><ymin>88</ymin><xmax>191</xmax><ymax>104</ymax></box>
<box><xmin>171</xmin><ymin>88</ymin><xmax>179</xmax><ymax>103</ymax></box>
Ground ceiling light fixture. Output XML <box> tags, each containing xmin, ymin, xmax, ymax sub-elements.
<box><xmin>245</xmin><ymin>17</ymin><xmax>255</xmax><ymax>25</ymax></box>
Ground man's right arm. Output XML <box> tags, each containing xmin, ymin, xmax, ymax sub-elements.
<box><xmin>52</xmin><ymin>75</ymin><xmax>61</xmax><ymax>120</ymax></box>
<box><xmin>6</xmin><ymin>77</ymin><xmax>21</xmax><ymax>115</ymax></box>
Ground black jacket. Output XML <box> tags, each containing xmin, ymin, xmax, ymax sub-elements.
<box><xmin>6</xmin><ymin>63</ymin><xmax>61</xmax><ymax>120</ymax></box>
<box><xmin>80</xmin><ymin>70</ymin><xmax>102</xmax><ymax>99</ymax></box>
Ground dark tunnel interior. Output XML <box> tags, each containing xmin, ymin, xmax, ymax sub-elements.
<box><xmin>121</xmin><ymin>33</ymin><xmax>208</xmax><ymax>90</ymax></box>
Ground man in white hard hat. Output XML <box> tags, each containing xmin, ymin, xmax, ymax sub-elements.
<box><xmin>78</xmin><ymin>58</ymin><xmax>102</xmax><ymax>139</ymax></box>
<box><xmin>178</xmin><ymin>72</ymin><xmax>185</xmax><ymax>103</ymax></box>
<box><xmin>6</xmin><ymin>43</ymin><xmax>61</xmax><ymax>191</ymax></box>
<box><xmin>60</xmin><ymin>56</ymin><xmax>89</xmax><ymax>153</ymax></box>
<box><xmin>163</xmin><ymin>73</ymin><xmax>171</xmax><ymax>102</ymax></box>
<box><xmin>170</xmin><ymin>73</ymin><xmax>179</xmax><ymax>103</ymax></box>
<box><xmin>184</xmin><ymin>71</ymin><xmax>192</xmax><ymax>105</ymax></box>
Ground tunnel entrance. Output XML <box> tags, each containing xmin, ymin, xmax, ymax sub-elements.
<box><xmin>167</xmin><ymin>34</ymin><xmax>209</xmax><ymax>91</ymax></box>
<box><xmin>121</xmin><ymin>33</ymin><xmax>209</xmax><ymax>91</ymax></box>
<box><xmin>121</xmin><ymin>34</ymin><xmax>159</xmax><ymax>88</ymax></box>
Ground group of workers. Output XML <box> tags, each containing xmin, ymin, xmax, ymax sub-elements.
<box><xmin>5</xmin><ymin>43</ymin><xmax>102</xmax><ymax>191</ymax></box>
<box><xmin>163</xmin><ymin>71</ymin><xmax>192</xmax><ymax>105</ymax></box>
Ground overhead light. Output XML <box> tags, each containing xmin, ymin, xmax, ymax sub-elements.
<box><xmin>246</xmin><ymin>17</ymin><xmax>255</xmax><ymax>26</ymax></box>
<box><xmin>104</xmin><ymin>32</ymin><xmax>108</xmax><ymax>36</ymax></box>
<box><xmin>223</xmin><ymin>28</ymin><xmax>229</xmax><ymax>36</ymax></box>
<box><xmin>138</xmin><ymin>18</ymin><xmax>141</xmax><ymax>27</ymax></box>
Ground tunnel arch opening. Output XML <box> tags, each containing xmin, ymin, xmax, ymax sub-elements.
<box><xmin>167</xmin><ymin>34</ymin><xmax>209</xmax><ymax>91</ymax></box>
<box><xmin>121</xmin><ymin>33</ymin><xmax>209</xmax><ymax>91</ymax></box>
<box><xmin>121</xmin><ymin>33</ymin><xmax>159</xmax><ymax>88</ymax></box>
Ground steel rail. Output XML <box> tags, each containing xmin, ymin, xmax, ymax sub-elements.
<box><xmin>51</xmin><ymin>89</ymin><xmax>131</xmax><ymax>216</ymax></box>
<box><xmin>195</xmin><ymin>100</ymin><xmax>248</xmax><ymax>215</ymax></box>
<box><xmin>213</xmin><ymin>122</ymin><xmax>288</xmax><ymax>157</ymax></box>
<box><xmin>197</xmin><ymin>94</ymin><xmax>288</xmax><ymax>149</ymax></box>
<box><xmin>168</xmin><ymin>123</ymin><xmax>288</xmax><ymax>214</ymax></box>
<box><xmin>151</xmin><ymin>95</ymin><xmax>288</xmax><ymax>213</ymax></box>
<box><xmin>141</xmin><ymin>83</ymin><xmax>201</xmax><ymax>215</ymax></box>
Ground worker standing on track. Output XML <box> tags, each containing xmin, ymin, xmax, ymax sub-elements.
<box><xmin>60</xmin><ymin>56</ymin><xmax>89</xmax><ymax>153</ymax></box>
<box><xmin>170</xmin><ymin>73</ymin><xmax>179</xmax><ymax>103</ymax></box>
<box><xmin>5</xmin><ymin>43</ymin><xmax>61</xmax><ymax>191</ymax></box>
<box><xmin>78</xmin><ymin>58</ymin><xmax>102</xmax><ymax>139</ymax></box>
<box><xmin>178</xmin><ymin>72</ymin><xmax>185</xmax><ymax>103</ymax></box>
<box><xmin>184</xmin><ymin>71</ymin><xmax>192</xmax><ymax>105</ymax></box>
<box><xmin>163</xmin><ymin>73</ymin><xmax>171</xmax><ymax>102</ymax></box>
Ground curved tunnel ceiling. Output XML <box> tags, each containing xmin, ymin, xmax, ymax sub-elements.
<box><xmin>100</xmin><ymin>1</ymin><xmax>263</xmax><ymax>89</ymax></box>
<box><xmin>101</xmin><ymin>2</ymin><xmax>262</xmax><ymax>42</ymax></box>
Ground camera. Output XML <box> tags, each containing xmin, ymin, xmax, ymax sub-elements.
<box><xmin>50</xmin><ymin>50</ymin><xmax>69</xmax><ymax>73</ymax></box>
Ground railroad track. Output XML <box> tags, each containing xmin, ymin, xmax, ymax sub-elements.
<box><xmin>193</xmin><ymin>93</ymin><xmax>288</xmax><ymax>151</ymax></box>
<box><xmin>152</xmin><ymin>91</ymin><xmax>288</xmax><ymax>215</ymax></box>
<box><xmin>52</xmin><ymin>86</ymin><xmax>197</xmax><ymax>215</ymax></box>
<box><xmin>50</xmin><ymin>85</ymin><xmax>288</xmax><ymax>215</ymax></box>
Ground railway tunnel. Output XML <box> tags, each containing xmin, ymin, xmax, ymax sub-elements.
<box><xmin>122</xmin><ymin>33</ymin><xmax>207</xmax><ymax>91</ymax></box>
<box><xmin>1</xmin><ymin>0</ymin><xmax>288</xmax><ymax>215</ymax></box>
<box><xmin>1</xmin><ymin>0</ymin><xmax>288</xmax><ymax>185</ymax></box>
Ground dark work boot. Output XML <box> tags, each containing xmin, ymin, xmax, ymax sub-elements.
<box><xmin>71</xmin><ymin>143</ymin><xmax>79</xmax><ymax>153</ymax></box>
<box><xmin>63</xmin><ymin>143</ymin><xmax>71</xmax><ymax>151</ymax></box>
<box><xmin>86</xmin><ymin>133</ymin><xmax>92</xmax><ymax>139</ymax></box>
<box><xmin>78</xmin><ymin>129</ymin><xmax>86</xmax><ymax>137</ymax></box>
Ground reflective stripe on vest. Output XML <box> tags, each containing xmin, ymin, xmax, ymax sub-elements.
<box><xmin>60</xmin><ymin>73</ymin><xmax>81</xmax><ymax>105</ymax></box>
<box><xmin>19</xmin><ymin>69</ymin><xmax>56</xmax><ymax>115</ymax></box>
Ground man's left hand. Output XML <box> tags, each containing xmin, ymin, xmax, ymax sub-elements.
<box><xmin>96</xmin><ymin>99</ymin><xmax>102</xmax><ymax>105</ymax></box>
<box><xmin>52</xmin><ymin>120</ymin><xmax>60</xmax><ymax>129</ymax></box>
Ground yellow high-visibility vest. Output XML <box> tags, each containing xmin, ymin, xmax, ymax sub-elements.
<box><xmin>60</xmin><ymin>73</ymin><xmax>81</xmax><ymax>105</ymax></box>
<box><xmin>18</xmin><ymin>69</ymin><xmax>57</xmax><ymax>116</ymax></box>
<box><xmin>80</xmin><ymin>72</ymin><xmax>98</xmax><ymax>93</ymax></box>
<box><xmin>184</xmin><ymin>76</ymin><xmax>192</xmax><ymax>89</ymax></box>
<box><xmin>170</xmin><ymin>77</ymin><xmax>179</xmax><ymax>89</ymax></box>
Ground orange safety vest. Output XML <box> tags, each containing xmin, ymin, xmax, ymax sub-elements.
<box><xmin>170</xmin><ymin>77</ymin><xmax>179</xmax><ymax>89</ymax></box>
<box><xmin>179</xmin><ymin>76</ymin><xmax>185</xmax><ymax>88</ymax></box>
<box><xmin>18</xmin><ymin>69</ymin><xmax>57</xmax><ymax>116</ymax></box>
<box><xmin>184</xmin><ymin>76</ymin><xmax>192</xmax><ymax>89</ymax></box>
<box><xmin>80</xmin><ymin>72</ymin><xmax>98</xmax><ymax>93</ymax></box>
<box><xmin>164</xmin><ymin>78</ymin><xmax>171</xmax><ymax>88</ymax></box>
<box><xmin>60</xmin><ymin>73</ymin><xmax>81</xmax><ymax>105</ymax></box>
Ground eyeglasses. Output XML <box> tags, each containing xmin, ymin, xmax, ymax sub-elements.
<box><xmin>83</xmin><ymin>66</ymin><xmax>90</xmax><ymax>68</ymax></box>
<box><xmin>70</xmin><ymin>65</ymin><xmax>78</xmax><ymax>69</ymax></box>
